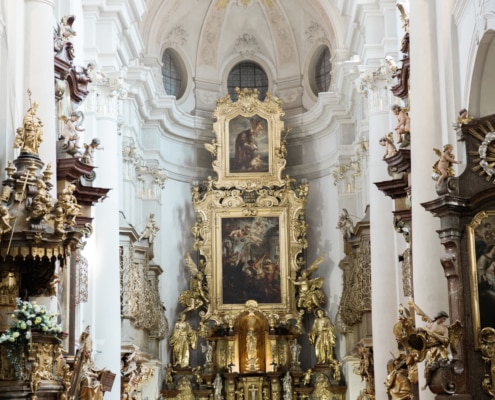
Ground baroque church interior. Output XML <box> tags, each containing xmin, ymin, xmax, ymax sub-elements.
<box><xmin>0</xmin><ymin>0</ymin><xmax>495</xmax><ymax>399</ymax></box>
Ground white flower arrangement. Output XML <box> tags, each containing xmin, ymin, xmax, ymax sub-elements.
<box><xmin>0</xmin><ymin>298</ymin><xmax>63</xmax><ymax>345</ymax></box>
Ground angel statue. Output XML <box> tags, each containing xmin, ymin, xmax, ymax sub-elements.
<box><xmin>336</xmin><ymin>209</ymin><xmax>354</xmax><ymax>239</ymax></box>
<box><xmin>379</xmin><ymin>132</ymin><xmax>398</xmax><ymax>160</ymax></box>
<box><xmin>178</xmin><ymin>252</ymin><xmax>209</xmax><ymax>314</ymax></box>
<box><xmin>432</xmin><ymin>144</ymin><xmax>461</xmax><ymax>185</ymax></box>
<box><xmin>288</xmin><ymin>253</ymin><xmax>325</xmax><ymax>312</ymax></box>
<box><xmin>59</xmin><ymin>111</ymin><xmax>85</xmax><ymax>149</ymax></box>
<box><xmin>407</xmin><ymin>300</ymin><xmax>463</xmax><ymax>390</ymax></box>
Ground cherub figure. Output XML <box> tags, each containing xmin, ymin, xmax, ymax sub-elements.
<box><xmin>81</xmin><ymin>138</ymin><xmax>104</xmax><ymax>165</ymax></box>
<box><xmin>164</xmin><ymin>363</ymin><xmax>174</xmax><ymax>387</ymax></box>
<box><xmin>58</xmin><ymin>183</ymin><xmax>81</xmax><ymax>226</ymax></box>
<box><xmin>26</xmin><ymin>179</ymin><xmax>53</xmax><ymax>223</ymax></box>
<box><xmin>302</xmin><ymin>369</ymin><xmax>312</xmax><ymax>386</ymax></box>
<box><xmin>0</xmin><ymin>205</ymin><xmax>14</xmax><ymax>236</ymax></box>
<box><xmin>192</xmin><ymin>366</ymin><xmax>203</xmax><ymax>386</ymax></box>
<box><xmin>60</xmin><ymin>111</ymin><xmax>84</xmax><ymax>148</ymax></box>
<box><xmin>288</xmin><ymin>253</ymin><xmax>325</xmax><ymax>312</ymax></box>
<box><xmin>391</xmin><ymin>104</ymin><xmax>410</xmax><ymax>144</ymax></box>
<box><xmin>432</xmin><ymin>144</ymin><xmax>461</xmax><ymax>185</ymax></box>
<box><xmin>379</xmin><ymin>133</ymin><xmax>398</xmax><ymax>159</ymax></box>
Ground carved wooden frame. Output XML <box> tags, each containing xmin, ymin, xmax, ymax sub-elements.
<box><xmin>212</xmin><ymin>88</ymin><xmax>286</xmax><ymax>189</ymax></box>
<box><xmin>213</xmin><ymin>209</ymin><xmax>289</xmax><ymax>312</ymax></box>
<box><xmin>467</xmin><ymin>210</ymin><xmax>495</xmax><ymax>349</ymax></box>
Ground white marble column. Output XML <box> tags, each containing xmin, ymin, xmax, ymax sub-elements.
<box><xmin>83</xmin><ymin>81</ymin><xmax>124</xmax><ymax>400</ymax></box>
<box><xmin>363</xmin><ymin>73</ymin><xmax>406</xmax><ymax>400</ymax></box>
<box><xmin>409</xmin><ymin>1</ymin><xmax>449</xmax><ymax>398</ymax></box>
<box><xmin>24</xmin><ymin>0</ymin><xmax>56</xmax><ymax>180</ymax></box>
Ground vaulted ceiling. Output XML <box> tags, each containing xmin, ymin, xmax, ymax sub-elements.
<box><xmin>138</xmin><ymin>0</ymin><xmax>345</xmax><ymax>114</ymax></box>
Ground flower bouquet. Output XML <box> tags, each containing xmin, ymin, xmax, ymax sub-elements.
<box><xmin>0</xmin><ymin>298</ymin><xmax>63</xmax><ymax>345</ymax></box>
<box><xmin>0</xmin><ymin>298</ymin><xmax>63</xmax><ymax>379</ymax></box>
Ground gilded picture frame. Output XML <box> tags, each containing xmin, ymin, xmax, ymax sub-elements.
<box><xmin>215</xmin><ymin>211</ymin><xmax>288</xmax><ymax>311</ymax></box>
<box><xmin>211</xmin><ymin>89</ymin><xmax>286</xmax><ymax>189</ymax></box>
<box><xmin>467</xmin><ymin>210</ymin><xmax>495</xmax><ymax>349</ymax></box>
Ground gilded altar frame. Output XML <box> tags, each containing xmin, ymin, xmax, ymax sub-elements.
<box><xmin>211</xmin><ymin>88</ymin><xmax>286</xmax><ymax>189</ymax></box>
<box><xmin>213</xmin><ymin>209</ymin><xmax>289</xmax><ymax>312</ymax></box>
<box><xmin>194</xmin><ymin>89</ymin><xmax>305</xmax><ymax>325</ymax></box>
<box><xmin>467</xmin><ymin>210</ymin><xmax>495</xmax><ymax>349</ymax></box>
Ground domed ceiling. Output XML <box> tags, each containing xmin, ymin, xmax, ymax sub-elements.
<box><xmin>139</xmin><ymin>0</ymin><xmax>344</xmax><ymax>114</ymax></box>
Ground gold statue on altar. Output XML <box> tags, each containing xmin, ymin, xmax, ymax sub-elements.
<box><xmin>169</xmin><ymin>314</ymin><xmax>197</xmax><ymax>368</ymax></box>
<box><xmin>15</xmin><ymin>91</ymin><xmax>44</xmax><ymax>155</ymax></box>
<box><xmin>309</xmin><ymin>309</ymin><xmax>336</xmax><ymax>365</ymax></box>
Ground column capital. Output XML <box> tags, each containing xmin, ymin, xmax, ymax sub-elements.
<box><xmin>85</xmin><ymin>69</ymin><xmax>128</xmax><ymax>119</ymax></box>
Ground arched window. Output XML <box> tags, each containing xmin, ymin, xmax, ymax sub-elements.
<box><xmin>310</xmin><ymin>46</ymin><xmax>332</xmax><ymax>95</ymax></box>
<box><xmin>161</xmin><ymin>48</ymin><xmax>186</xmax><ymax>99</ymax></box>
<box><xmin>227</xmin><ymin>62</ymin><xmax>269</xmax><ymax>101</ymax></box>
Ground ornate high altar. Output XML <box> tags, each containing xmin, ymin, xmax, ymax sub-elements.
<box><xmin>162</xmin><ymin>88</ymin><xmax>344</xmax><ymax>400</ymax></box>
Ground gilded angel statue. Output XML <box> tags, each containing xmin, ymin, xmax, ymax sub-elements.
<box><xmin>288</xmin><ymin>253</ymin><xmax>325</xmax><ymax>312</ymax></box>
<box><xmin>178</xmin><ymin>252</ymin><xmax>209</xmax><ymax>314</ymax></box>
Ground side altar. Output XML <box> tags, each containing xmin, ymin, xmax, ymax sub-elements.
<box><xmin>162</xmin><ymin>89</ymin><xmax>344</xmax><ymax>400</ymax></box>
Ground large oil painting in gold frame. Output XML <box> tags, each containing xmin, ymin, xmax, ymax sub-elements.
<box><xmin>467</xmin><ymin>210</ymin><xmax>495</xmax><ymax>349</ymax></box>
<box><xmin>211</xmin><ymin>88</ymin><xmax>286</xmax><ymax>189</ymax></box>
<box><xmin>214</xmin><ymin>209</ymin><xmax>289</xmax><ymax>312</ymax></box>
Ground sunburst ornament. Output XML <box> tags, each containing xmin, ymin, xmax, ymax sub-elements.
<box><xmin>216</xmin><ymin>0</ymin><xmax>273</xmax><ymax>9</ymax></box>
<box><xmin>468</xmin><ymin>121</ymin><xmax>495</xmax><ymax>181</ymax></box>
